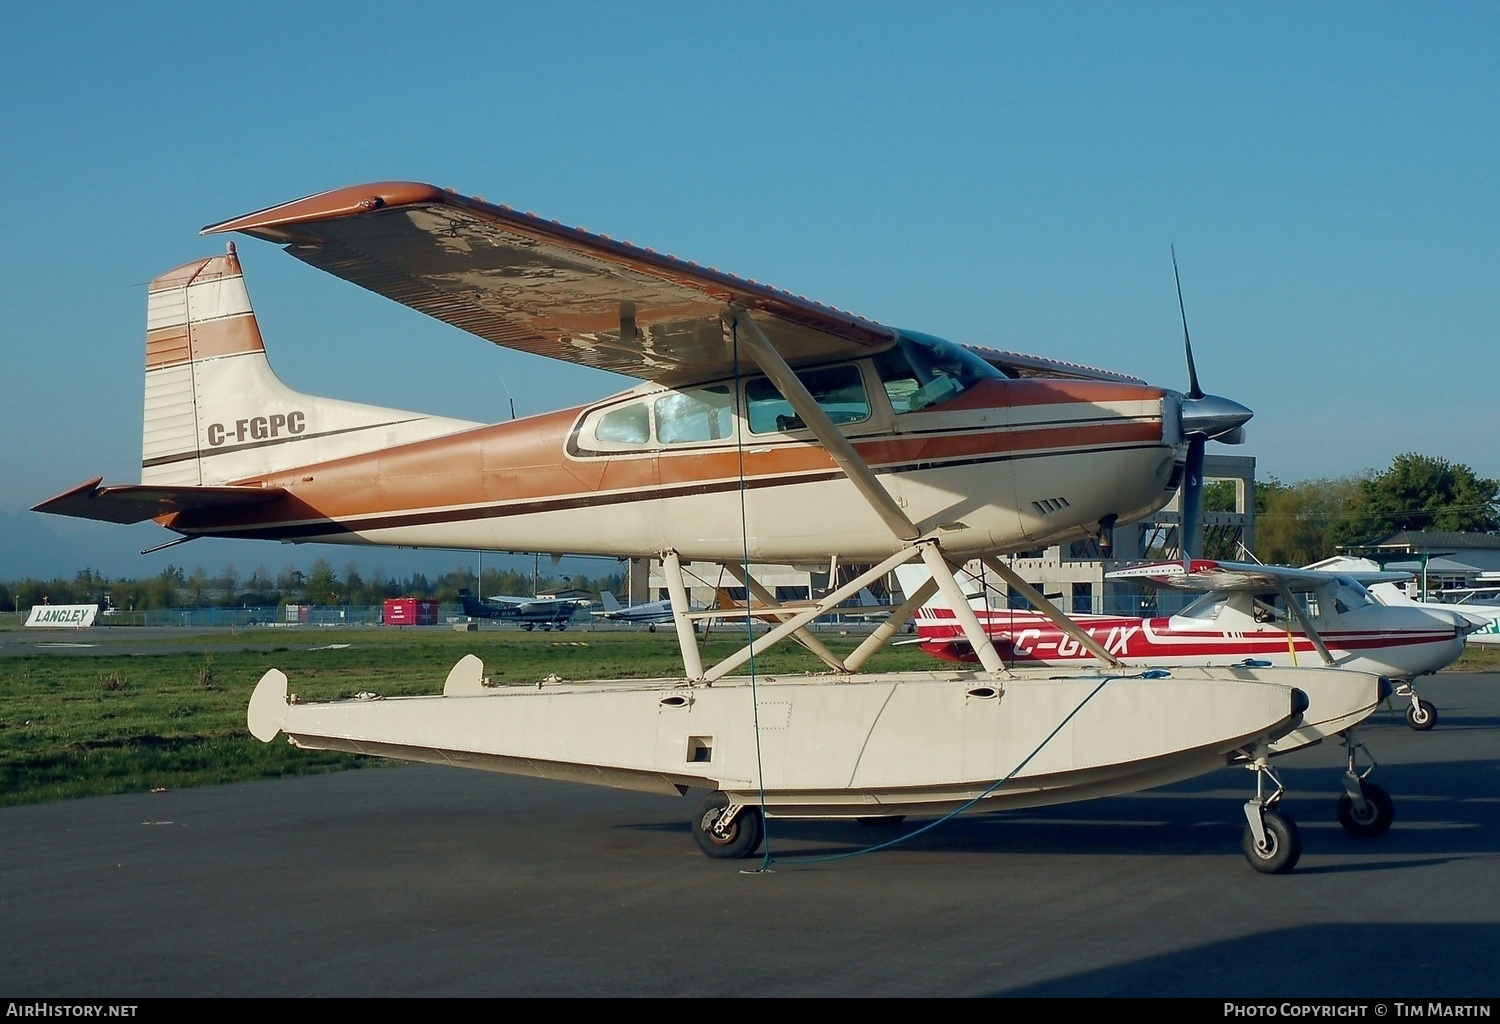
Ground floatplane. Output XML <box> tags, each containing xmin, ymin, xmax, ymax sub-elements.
<box><xmin>35</xmin><ymin>182</ymin><xmax>1394</xmax><ymax>872</ymax></box>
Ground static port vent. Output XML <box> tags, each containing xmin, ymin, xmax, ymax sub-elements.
<box><xmin>1031</xmin><ymin>497</ymin><xmax>1072</xmax><ymax>515</ymax></box>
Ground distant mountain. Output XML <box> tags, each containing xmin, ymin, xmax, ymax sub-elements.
<box><xmin>0</xmin><ymin>509</ymin><xmax>85</xmax><ymax>580</ymax></box>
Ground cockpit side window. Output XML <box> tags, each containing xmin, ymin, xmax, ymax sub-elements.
<box><xmin>656</xmin><ymin>386</ymin><xmax>734</xmax><ymax>445</ymax></box>
<box><xmin>746</xmin><ymin>364</ymin><xmax>869</xmax><ymax>434</ymax></box>
<box><xmin>1179</xmin><ymin>594</ymin><xmax>1227</xmax><ymax>621</ymax></box>
<box><xmin>875</xmin><ymin>331</ymin><xmax>1005</xmax><ymax>413</ymax></box>
<box><xmin>1249</xmin><ymin>591</ymin><xmax>1321</xmax><ymax>623</ymax></box>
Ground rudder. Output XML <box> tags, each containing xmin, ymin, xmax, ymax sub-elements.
<box><xmin>141</xmin><ymin>245</ymin><xmax>479</xmax><ymax>486</ymax></box>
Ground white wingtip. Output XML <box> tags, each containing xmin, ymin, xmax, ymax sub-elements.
<box><xmin>247</xmin><ymin>669</ymin><xmax>289</xmax><ymax>742</ymax></box>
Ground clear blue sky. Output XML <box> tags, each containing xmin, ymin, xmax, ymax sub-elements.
<box><xmin>3</xmin><ymin>3</ymin><xmax>1496</xmax><ymax>575</ymax></box>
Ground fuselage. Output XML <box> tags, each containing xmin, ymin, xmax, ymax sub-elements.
<box><xmin>914</xmin><ymin>586</ymin><xmax>1468</xmax><ymax>680</ymax></box>
<box><xmin>162</xmin><ymin>340</ymin><xmax>1188</xmax><ymax>563</ymax></box>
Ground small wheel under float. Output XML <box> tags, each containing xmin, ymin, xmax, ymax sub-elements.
<box><xmin>692</xmin><ymin>791</ymin><xmax>764</xmax><ymax>859</ymax></box>
<box><xmin>1337</xmin><ymin>780</ymin><xmax>1395</xmax><ymax>838</ymax></box>
<box><xmin>1242</xmin><ymin>809</ymin><xmax>1302</xmax><ymax>874</ymax></box>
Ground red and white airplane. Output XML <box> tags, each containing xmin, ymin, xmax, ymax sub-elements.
<box><xmin>897</xmin><ymin>558</ymin><xmax>1478</xmax><ymax>730</ymax></box>
<box><xmin>34</xmin><ymin>181</ymin><xmax>1392</xmax><ymax>872</ymax></box>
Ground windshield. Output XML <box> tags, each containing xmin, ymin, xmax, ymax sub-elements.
<box><xmin>874</xmin><ymin>331</ymin><xmax>1005</xmax><ymax>413</ymax></box>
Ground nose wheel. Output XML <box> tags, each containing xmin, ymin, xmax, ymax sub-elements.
<box><xmin>1393</xmin><ymin>680</ymin><xmax>1437</xmax><ymax>730</ymax></box>
<box><xmin>1405</xmin><ymin>699</ymin><xmax>1437</xmax><ymax>731</ymax></box>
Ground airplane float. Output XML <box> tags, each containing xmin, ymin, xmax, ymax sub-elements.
<box><xmin>455</xmin><ymin>589</ymin><xmax>590</xmax><ymax>631</ymax></box>
<box><xmin>897</xmin><ymin>558</ymin><xmax>1477</xmax><ymax>731</ymax></box>
<box><xmin>35</xmin><ymin>181</ymin><xmax>1396</xmax><ymax>872</ymax></box>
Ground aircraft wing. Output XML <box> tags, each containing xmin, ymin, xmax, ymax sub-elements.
<box><xmin>32</xmin><ymin>477</ymin><xmax>287</xmax><ymax>526</ymax></box>
<box><xmin>203</xmin><ymin>182</ymin><xmax>899</xmax><ymax>386</ymax></box>
<box><xmin>482</xmin><ymin>595</ymin><xmax>535</xmax><ymax>608</ymax></box>
<box><xmin>1107</xmin><ymin>559</ymin><xmax>1408</xmax><ymax>593</ymax></box>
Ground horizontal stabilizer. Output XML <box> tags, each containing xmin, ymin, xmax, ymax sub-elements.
<box><xmin>32</xmin><ymin>476</ymin><xmax>286</xmax><ymax>525</ymax></box>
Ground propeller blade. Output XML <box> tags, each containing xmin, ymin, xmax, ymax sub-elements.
<box><xmin>1172</xmin><ymin>245</ymin><xmax>1203</xmax><ymax>401</ymax></box>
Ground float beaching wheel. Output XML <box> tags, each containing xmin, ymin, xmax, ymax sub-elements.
<box><xmin>692</xmin><ymin>791</ymin><xmax>763</xmax><ymax>859</ymax></box>
<box><xmin>1242</xmin><ymin>810</ymin><xmax>1301</xmax><ymax>874</ymax></box>
<box><xmin>1337</xmin><ymin>781</ymin><xmax>1394</xmax><ymax>838</ymax></box>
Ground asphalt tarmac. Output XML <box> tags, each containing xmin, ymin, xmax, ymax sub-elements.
<box><xmin>2</xmin><ymin>672</ymin><xmax>1497</xmax><ymax>998</ymax></box>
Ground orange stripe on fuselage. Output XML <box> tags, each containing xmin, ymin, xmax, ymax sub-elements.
<box><xmin>168</xmin><ymin>379</ymin><xmax>1167</xmax><ymax>531</ymax></box>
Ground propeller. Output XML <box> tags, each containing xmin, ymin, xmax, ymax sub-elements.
<box><xmin>1171</xmin><ymin>247</ymin><xmax>1252</xmax><ymax>563</ymax></box>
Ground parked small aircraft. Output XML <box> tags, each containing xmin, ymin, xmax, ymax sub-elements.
<box><xmin>36</xmin><ymin>180</ymin><xmax>1391</xmax><ymax>872</ymax></box>
<box><xmin>456</xmin><ymin>588</ymin><xmax>588</xmax><ymax>631</ymax></box>
<box><xmin>897</xmin><ymin>558</ymin><xmax>1476</xmax><ymax>731</ymax></box>
<box><xmin>593</xmin><ymin>591</ymin><xmax>678</xmax><ymax>630</ymax></box>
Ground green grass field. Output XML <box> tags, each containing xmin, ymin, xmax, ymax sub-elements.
<box><xmin>2</xmin><ymin>626</ymin><xmax>1495</xmax><ymax>808</ymax></box>
<box><xmin>0</xmin><ymin>626</ymin><xmax>935</xmax><ymax>806</ymax></box>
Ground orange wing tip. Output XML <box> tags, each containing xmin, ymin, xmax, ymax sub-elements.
<box><xmin>31</xmin><ymin>477</ymin><xmax>106</xmax><ymax>513</ymax></box>
<box><xmin>201</xmin><ymin>181</ymin><xmax>451</xmax><ymax>239</ymax></box>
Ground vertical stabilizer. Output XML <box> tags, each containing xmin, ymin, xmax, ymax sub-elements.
<box><xmin>894</xmin><ymin>562</ymin><xmax>988</xmax><ymax>615</ymax></box>
<box><xmin>141</xmin><ymin>246</ymin><xmax>480</xmax><ymax>486</ymax></box>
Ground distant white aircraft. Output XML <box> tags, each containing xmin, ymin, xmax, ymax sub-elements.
<box><xmin>593</xmin><ymin>591</ymin><xmax>678</xmax><ymax>631</ymax></box>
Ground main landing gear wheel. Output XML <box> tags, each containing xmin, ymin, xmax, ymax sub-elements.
<box><xmin>1405</xmin><ymin>699</ymin><xmax>1437</xmax><ymax>731</ymax></box>
<box><xmin>692</xmin><ymin>791</ymin><xmax>763</xmax><ymax>859</ymax></box>
<box><xmin>1337</xmin><ymin>781</ymin><xmax>1395</xmax><ymax>838</ymax></box>
<box><xmin>1242</xmin><ymin>810</ymin><xmax>1302</xmax><ymax>874</ymax></box>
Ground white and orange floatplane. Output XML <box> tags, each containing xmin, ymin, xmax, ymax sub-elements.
<box><xmin>37</xmin><ymin>182</ymin><xmax>1396</xmax><ymax>871</ymax></box>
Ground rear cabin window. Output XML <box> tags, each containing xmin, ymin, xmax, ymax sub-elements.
<box><xmin>746</xmin><ymin>365</ymin><xmax>869</xmax><ymax>434</ymax></box>
<box><xmin>592</xmin><ymin>402</ymin><xmax>650</xmax><ymax>445</ymax></box>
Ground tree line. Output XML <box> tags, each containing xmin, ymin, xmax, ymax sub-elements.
<box><xmin>1205</xmin><ymin>453</ymin><xmax>1498</xmax><ymax>566</ymax></box>
<box><xmin>1</xmin><ymin>556</ymin><xmax>625</xmax><ymax>614</ymax></box>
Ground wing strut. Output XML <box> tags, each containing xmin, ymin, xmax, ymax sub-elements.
<box><xmin>980</xmin><ymin>555</ymin><xmax>1125</xmax><ymax>669</ymax></box>
<box><xmin>723</xmin><ymin>309</ymin><xmax>920</xmax><ymax>542</ymax></box>
<box><xmin>662</xmin><ymin>550</ymin><xmax>705</xmax><ymax>680</ymax></box>
<box><xmin>719</xmin><ymin>307</ymin><xmax>1007</xmax><ymax>679</ymax></box>
<box><xmin>1275</xmin><ymin>584</ymin><xmax>1337</xmax><ymax>667</ymax></box>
